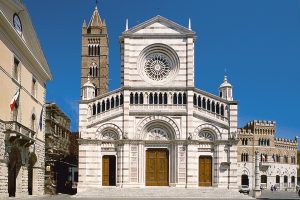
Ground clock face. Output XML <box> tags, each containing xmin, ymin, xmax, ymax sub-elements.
<box><xmin>13</xmin><ymin>14</ymin><xmax>22</xmax><ymax>34</ymax></box>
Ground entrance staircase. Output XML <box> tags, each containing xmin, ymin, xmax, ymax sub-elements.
<box><xmin>75</xmin><ymin>187</ymin><xmax>254</xmax><ymax>199</ymax></box>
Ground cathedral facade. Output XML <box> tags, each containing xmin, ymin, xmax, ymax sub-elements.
<box><xmin>78</xmin><ymin>7</ymin><xmax>239</xmax><ymax>193</ymax></box>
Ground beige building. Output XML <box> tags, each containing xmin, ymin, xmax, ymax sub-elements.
<box><xmin>237</xmin><ymin>120</ymin><xmax>298</xmax><ymax>191</ymax></box>
<box><xmin>0</xmin><ymin>0</ymin><xmax>52</xmax><ymax>197</ymax></box>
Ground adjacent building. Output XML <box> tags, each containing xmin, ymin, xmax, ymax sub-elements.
<box><xmin>44</xmin><ymin>103</ymin><xmax>72</xmax><ymax>194</ymax></box>
<box><xmin>78</xmin><ymin>8</ymin><xmax>239</xmax><ymax>193</ymax></box>
<box><xmin>0</xmin><ymin>0</ymin><xmax>52</xmax><ymax>197</ymax></box>
<box><xmin>237</xmin><ymin>120</ymin><xmax>298</xmax><ymax>190</ymax></box>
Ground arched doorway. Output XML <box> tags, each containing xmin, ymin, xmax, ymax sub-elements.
<box><xmin>199</xmin><ymin>156</ymin><xmax>212</xmax><ymax>186</ymax></box>
<box><xmin>146</xmin><ymin>148</ymin><xmax>169</xmax><ymax>186</ymax></box>
<box><xmin>241</xmin><ymin>174</ymin><xmax>249</xmax><ymax>186</ymax></box>
<box><xmin>8</xmin><ymin>147</ymin><xmax>21</xmax><ymax>197</ymax></box>
<box><xmin>28</xmin><ymin>153</ymin><xmax>37</xmax><ymax>195</ymax></box>
<box><xmin>102</xmin><ymin>155</ymin><xmax>116</xmax><ymax>186</ymax></box>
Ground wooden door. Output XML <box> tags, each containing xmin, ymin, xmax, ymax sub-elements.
<box><xmin>102</xmin><ymin>155</ymin><xmax>116</xmax><ymax>186</ymax></box>
<box><xmin>102</xmin><ymin>156</ymin><xmax>110</xmax><ymax>186</ymax></box>
<box><xmin>146</xmin><ymin>149</ymin><xmax>169</xmax><ymax>186</ymax></box>
<box><xmin>199</xmin><ymin>156</ymin><xmax>212</xmax><ymax>186</ymax></box>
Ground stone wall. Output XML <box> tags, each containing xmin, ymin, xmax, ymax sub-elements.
<box><xmin>0</xmin><ymin>121</ymin><xmax>8</xmax><ymax>197</ymax></box>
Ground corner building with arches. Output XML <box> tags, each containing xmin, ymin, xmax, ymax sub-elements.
<box><xmin>237</xmin><ymin>120</ymin><xmax>298</xmax><ymax>191</ymax></box>
<box><xmin>78</xmin><ymin>11</ymin><xmax>240</xmax><ymax>192</ymax></box>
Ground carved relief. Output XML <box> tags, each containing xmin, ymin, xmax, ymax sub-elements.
<box><xmin>146</xmin><ymin>128</ymin><xmax>169</xmax><ymax>140</ymax></box>
<box><xmin>198</xmin><ymin>131</ymin><xmax>214</xmax><ymax>141</ymax></box>
<box><xmin>102</xmin><ymin>131</ymin><xmax>118</xmax><ymax>140</ymax></box>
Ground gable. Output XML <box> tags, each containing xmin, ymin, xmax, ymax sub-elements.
<box><xmin>135</xmin><ymin>22</ymin><xmax>181</xmax><ymax>34</ymax></box>
<box><xmin>122</xmin><ymin>15</ymin><xmax>195</xmax><ymax>37</ymax></box>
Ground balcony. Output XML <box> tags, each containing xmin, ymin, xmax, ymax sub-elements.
<box><xmin>4</xmin><ymin>121</ymin><xmax>35</xmax><ymax>145</ymax></box>
<box><xmin>259</xmin><ymin>161</ymin><xmax>271</xmax><ymax>171</ymax></box>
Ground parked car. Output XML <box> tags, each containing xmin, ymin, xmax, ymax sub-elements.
<box><xmin>239</xmin><ymin>185</ymin><xmax>250</xmax><ymax>194</ymax></box>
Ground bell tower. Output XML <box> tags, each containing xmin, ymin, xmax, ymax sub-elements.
<box><xmin>81</xmin><ymin>6</ymin><xmax>108</xmax><ymax>97</ymax></box>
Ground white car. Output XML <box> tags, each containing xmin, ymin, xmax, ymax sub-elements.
<box><xmin>239</xmin><ymin>185</ymin><xmax>250</xmax><ymax>194</ymax></box>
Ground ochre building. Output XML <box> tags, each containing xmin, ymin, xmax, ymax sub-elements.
<box><xmin>0</xmin><ymin>0</ymin><xmax>52</xmax><ymax>197</ymax></box>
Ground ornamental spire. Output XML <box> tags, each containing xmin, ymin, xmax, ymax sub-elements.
<box><xmin>88</xmin><ymin>5</ymin><xmax>102</xmax><ymax>27</ymax></box>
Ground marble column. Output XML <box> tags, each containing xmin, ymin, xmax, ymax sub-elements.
<box><xmin>253</xmin><ymin>151</ymin><xmax>261</xmax><ymax>198</ymax></box>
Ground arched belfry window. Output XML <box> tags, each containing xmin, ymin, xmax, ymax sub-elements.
<box><xmin>89</xmin><ymin>62</ymin><xmax>98</xmax><ymax>77</ymax></box>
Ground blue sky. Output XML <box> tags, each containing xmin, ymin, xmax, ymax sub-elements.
<box><xmin>24</xmin><ymin>0</ymin><xmax>300</xmax><ymax>142</ymax></box>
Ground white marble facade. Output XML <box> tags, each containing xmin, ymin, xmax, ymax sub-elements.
<box><xmin>78</xmin><ymin>16</ymin><xmax>239</xmax><ymax>193</ymax></box>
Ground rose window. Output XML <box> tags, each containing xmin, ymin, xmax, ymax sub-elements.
<box><xmin>144</xmin><ymin>53</ymin><xmax>171</xmax><ymax>81</ymax></box>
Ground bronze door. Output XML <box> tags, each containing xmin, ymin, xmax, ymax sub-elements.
<box><xmin>199</xmin><ymin>156</ymin><xmax>212</xmax><ymax>186</ymax></box>
<box><xmin>102</xmin><ymin>155</ymin><xmax>116</xmax><ymax>186</ymax></box>
<box><xmin>146</xmin><ymin>149</ymin><xmax>169</xmax><ymax>186</ymax></box>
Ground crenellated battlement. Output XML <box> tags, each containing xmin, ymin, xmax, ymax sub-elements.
<box><xmin>274</xmin><ymin>136</ymin><xmax>298</xmax><ymax>145</ymax></box>
<box><xmin>246</xmin><ymin>120</ymin><xmax>276</xmax><ymax>127</ymax></box>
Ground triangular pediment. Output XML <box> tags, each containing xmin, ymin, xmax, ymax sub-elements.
<box><xmin>122</xmin><ymin>15</ymin><xmax>195</xmax><ymax>36</ymax></box>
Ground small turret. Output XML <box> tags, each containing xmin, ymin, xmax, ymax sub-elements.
<box><xmin>219</xmin><ymin>75</ymin><xmax>233</xmax><ymax>101</ymax></box>
<box><xmin>82</xmin><ymin>77</ymin><xmax>95</xmax><ymax>100</ymax></box>
<box><xmin>102</xmin><ymin>19</ymin><xmax>107</xmax><ymax>34</ymax></box>
<box><xmin>82</xmin><ymin>20</ymin><xmax>87</xmax><ymax>34</ymax></box>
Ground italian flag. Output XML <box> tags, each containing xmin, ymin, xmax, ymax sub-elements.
<box><xmin>10</xmin><ymin>90</ymin><xmax>19</xmax><ymax>111</ymax></box>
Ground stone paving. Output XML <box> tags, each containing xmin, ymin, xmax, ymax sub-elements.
<box><xmin>257</xmin><ymin>190</ymin><xmax>299</xmax><ymax>199</ymax></box>
<box><xmin>1</xmin><ymin>189</ymin><xmax>298</xmax><ymax>200</ymax></box>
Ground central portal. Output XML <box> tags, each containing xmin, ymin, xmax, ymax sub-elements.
<box><xmin>146</xmin><ymin>148</ymin><xmax>169</xmax><ymax>186</ymax></box>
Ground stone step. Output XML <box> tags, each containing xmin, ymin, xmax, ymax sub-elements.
<box><xmin>75</xmin><ymin>188</ymin><xmax>254</xmax><ymax>199</ymax></box>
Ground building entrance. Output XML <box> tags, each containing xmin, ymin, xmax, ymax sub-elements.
<box><xmin>102</xmin><ymin>155</ymin><xmax>116</xmax><ymax>186</ymax></box>
<box><xmin>199</xmin><ymin>156</ymin><xmax>212</xmax><ymax>186</ymax></box>
<box><xmin>146</xmin><ymin>148</ymin><xmax>169</xmax><ymax>186</ymax></box>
